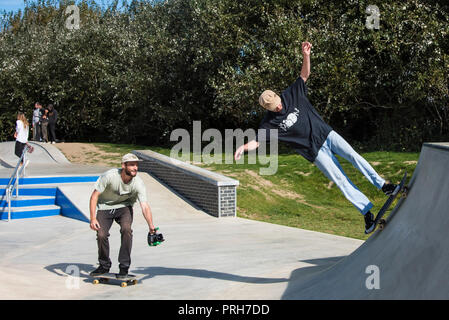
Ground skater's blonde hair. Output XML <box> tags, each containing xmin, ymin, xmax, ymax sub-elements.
<box><xmin>259</xmin><ymin>90</ymin><xmax>282</xmax><ymax>112</ymax></box>
<box><xmin>17</xmin><ymin>112</ymin><xmax>29</xmax><ymax>129</ymax></box>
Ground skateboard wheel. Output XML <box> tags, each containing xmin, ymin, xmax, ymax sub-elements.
<box><xmin>402</xmin><ymin>187</ymin><xmax>409</xmax><ymax>198</ymax></box>
<box><xmin>378</xmin><ymin>219</ymin><xmax>386</xmax><ymax>230</ymax></box>
<box><xmin>93</xmin><ymin>279</ymin><xmax>100</xmax><ymax>285</ymax></box>
<box><xmin>133</xmin><ymin>280</ymin><xmax>138</xmax><ymax>285</ymax></box>
<box><xmin>121</xmin><ymin>282</ymin><xmax>127</xmax><ymax>288</ymax></box>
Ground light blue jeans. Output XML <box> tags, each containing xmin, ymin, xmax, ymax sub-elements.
<box><xmin>314</xmin><ymin>131</ymin><xmax>385</xmax><ymax>215</ymax></box>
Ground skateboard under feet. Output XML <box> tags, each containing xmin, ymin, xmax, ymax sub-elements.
<box><xmin>366</xmin><ymin>171</ymin><xmax>409</xmax><ymax>234</ymax></box>
<box><xmin>91</xmin><ymin>273</ymin><xmax>142</xmax><ymax>288</ymax></box>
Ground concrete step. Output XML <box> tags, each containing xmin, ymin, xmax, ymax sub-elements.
<box><xmin>0</xmin><ymin>175</ymin><xmax>99</xmax><ymax>186</ymax></box>
<box><xmin>0</xmin><ymin>204</ymin><xmax>61</xmax><ymax>220</ymax></box>
<box><xmin>0</xmin><ymin>184</ymin><xmax>90</xmax><ymax>222</ymax></box>
<box><xmin>0</xmin><ymin>186</ymin><xmax>57</xmax><ymax>197</ymax></box>
<box><xmin>0</xmin><ymin>195</ymin><xmax>55</xmax><ymax>208</ymax></box>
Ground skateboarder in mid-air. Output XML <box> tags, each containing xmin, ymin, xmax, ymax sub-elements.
<box><xmin>234</xmin><ymin>42</ymin><xmax>399</xmax><ymax>234</ymax></box>
<box><xmin>89</xmin><ymin>153</ymin><xmax>157</xmax><ymax>278</ymax></box>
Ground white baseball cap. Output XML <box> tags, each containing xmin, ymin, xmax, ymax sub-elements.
<box><xmin>121</xmin><ymin>153</ymin><xmax>142</xmax><ymax>163</ymax></box>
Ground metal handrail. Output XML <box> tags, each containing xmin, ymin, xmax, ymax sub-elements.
<box><xmin>4</xmin><ymin>145</ymin><xmax>29</xmax><ymax>222</ymax></box>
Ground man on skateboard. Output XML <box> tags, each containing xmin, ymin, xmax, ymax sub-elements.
<box><xmin>234</xmin><ymin>42</ymin><xmax>399</xmax><ymax>234</ymax></box>
<box><xmin>89</xmin><ymin>153</ymin><xmax>156</xmax><ymax>278</ymax></box>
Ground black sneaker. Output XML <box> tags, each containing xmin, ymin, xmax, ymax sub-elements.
<box><xmin>117</xmin><ymin>268</ymin><xmax>129</xmax><ymax>279</ymax></box>
<box><xmin>364</xmin><ymin>211</ymin><xmax>376</xmax><ymax>234</ymax></box>
<box><xmin>382</xmin><ymin>182</ymin><xmax>399</xmax><ymax>196</ymax></box>
<box><xmin>89</xmin><ymin>266</ymin><xmax>109</xmax><ymax>276</ymax></box>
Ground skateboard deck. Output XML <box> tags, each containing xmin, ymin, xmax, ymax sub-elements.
<box><xmin>91</xmin><ymin>273</ymin><xmax>142</xmax><ymax>287</ymax></box>
<box><xmin>366</xmin><ymin>171</ymin><xmax>408</xmax><ymax>234</ymax></box>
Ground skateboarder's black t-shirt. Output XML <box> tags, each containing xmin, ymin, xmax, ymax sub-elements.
<box><xmin>256</xmin><ymin>76</ymin><xmax>332</xmax><ymax>162</ymax></box>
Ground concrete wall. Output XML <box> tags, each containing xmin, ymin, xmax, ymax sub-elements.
<box><xmin>132</xmin><ymin>150</ymin><xmax>239</xmax><ymax>218</ymax></box>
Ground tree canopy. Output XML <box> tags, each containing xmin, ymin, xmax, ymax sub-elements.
<box><xmin>0</xmin><ymin>0</ymin><xmax>448</xmax><ymax>151</ymax></box>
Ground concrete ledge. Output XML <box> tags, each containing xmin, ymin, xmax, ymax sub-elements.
<box><xmin>133</xmin><ymin>150</ymin><xmax>238</xmax><ymax>186</ymax></box>
<box><xmin>133</xmin><ymin>150</ymin><xmax>239</xmax><ymax>218</ymax></box>
<box><xmin>423</xmin><ymin>142</ymin><xmax>449</xmax><ymax>152</ymax></box>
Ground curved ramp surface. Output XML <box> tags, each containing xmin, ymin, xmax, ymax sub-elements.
<box><xmin>284</xmin><ymin>142</ymin><xmax>449</xmax><ymax>299</ymax></box>
<box><xmin>0</xmin><ymin>141</ymin><xmax>70</xmax><ymax>167</ymax></box>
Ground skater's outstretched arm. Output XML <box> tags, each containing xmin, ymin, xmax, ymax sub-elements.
<box><xmin>141</xmin><ymin>201</ymin><xmax>156</xmax><ymax>234</ymax></box>
<box><xmin>300</xmin><ymin>41</ymin><xmax>312</xmax><ymax>83</ymax></box>
<box><xmin>234</xmin><ymin>140</ymin><xmax>259</xmax><ymax>161</ymax></box>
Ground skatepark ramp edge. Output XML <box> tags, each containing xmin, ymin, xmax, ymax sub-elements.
<box><xmin>282</xmin><ymin>142</ymin><xmax>449</xmax><ymax>299</ymax></box>
<box><xmin>0</xmin><ymin>141</ymin><xmax>70</xmax><ymax>167</ymax></box>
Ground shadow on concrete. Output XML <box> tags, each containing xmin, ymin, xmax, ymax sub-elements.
<box><xmin>45</xmin><ymin>263</ymin><xmax>288</xmax><ymax>286</ymax></box>
<box><xmin>281</xmin><ymin>256</ymin><xmax>347</xmax><ymax>300</ymax></box>
<box><xmin>45</xmin><ymin>263</ymin><xmax>96</xmax><ymax>282</ymax></box>
<box><xmin>133</xmin><ymin>266</ymin><xmax>288</xmax><ymax>284</ymax></box>
<box><xmin>44</xmin><ymin>257</ymin><xmax>345</xmax><ymax>292</ymax></box>
<box><xmin>0</xmin><ymin>159</ymin><xmax>13</xmax><ymax>169</ymax></box>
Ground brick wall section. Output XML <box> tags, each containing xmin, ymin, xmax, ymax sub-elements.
<box><xmin>133</xmin><ymin>150</ymin><xmax>239</xmax><ymax>218</ymax></box>
<box><xmin>219</xmin><ymin>185</ymin><xmax>237</xmax><ymax>217</ymax></box>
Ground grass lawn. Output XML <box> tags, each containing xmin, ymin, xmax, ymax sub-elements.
<box><xmin>89</xmin><ymin>143</ymin><xmax>419</xmax><ymax>240</ymax></box>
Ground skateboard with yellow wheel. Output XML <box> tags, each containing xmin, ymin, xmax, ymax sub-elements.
<box><xmin>91</xmin><ymin>273</ymin><xmax>142</xmax><ymax>287</ymax></box>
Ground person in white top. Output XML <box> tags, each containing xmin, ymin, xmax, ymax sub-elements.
<box><xmin>14</xmin><ymin>112</ymin><xmax>30</xmax><ymax>164</ymax></box>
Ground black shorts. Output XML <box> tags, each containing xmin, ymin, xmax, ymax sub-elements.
<box><xmin>15</xmin><ymin>141</ymin><xmax>26</xmax><ymax>158</ymax></box>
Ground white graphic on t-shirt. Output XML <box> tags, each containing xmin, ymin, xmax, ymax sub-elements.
<box><xmin>279</xmin><ymin>108</ymin><xmax>300</xmax><ymax>131</ymax></box>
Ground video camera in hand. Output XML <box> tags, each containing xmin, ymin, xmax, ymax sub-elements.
<box><xmin>148</xmin><ymin>227</ymin><xmax>164</xmax><ymax>246</ymax></box>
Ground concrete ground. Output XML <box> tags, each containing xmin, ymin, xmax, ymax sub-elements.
<box><xmin>0</xmin><ymin>141</ymin><xmax>363</xmax><ymax>300</ymax></box>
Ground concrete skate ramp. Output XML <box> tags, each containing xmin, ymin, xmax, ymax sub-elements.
<box><xmin>0</xmin><ymin>141</ymin><xmax>70</xmax><ymax>167</ymax></box>
<box><xmin>284</xmin><ymin>142</ymin><xmax>449</xmax><ymax>299</ymax></box>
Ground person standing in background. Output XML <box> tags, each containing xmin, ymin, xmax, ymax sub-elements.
<box><xmin>41</xmin><ymin>106</ymin><xmax>49</xmax><ymax>143</ymax></box>
<box><xmin>32</xmin><ymin>102</ymin><xmax>42</xmax><ymax>142</ymax></box>
<box><xmin>47</xmin><ymin>104</ymin><xmax>58</xmax><ymax>144</ymax></box>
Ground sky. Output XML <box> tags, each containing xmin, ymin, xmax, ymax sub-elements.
<box><xmin>0</xmin><ymin>0</ymin><xmax>135</xmax><ymax>13</ymax></box>
<box><xmin>0</xmin><ymin>0</ymin><xmax>26</xmax><ymax>13</ymax></box>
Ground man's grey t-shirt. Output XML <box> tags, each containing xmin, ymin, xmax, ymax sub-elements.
<box><xmin>94</xmin><ymin>169</ymin><xmax>148</xmax><ymax>210</ymax></box>
<box><xmin>256</xmin><ymin>77</ymin><xmax>332</xmax><ymax>162</ymax></box>
<box><xmin>33</xmin><ymin>108</ymin><xmax>41</xmax><ymax>124</ymax></box>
